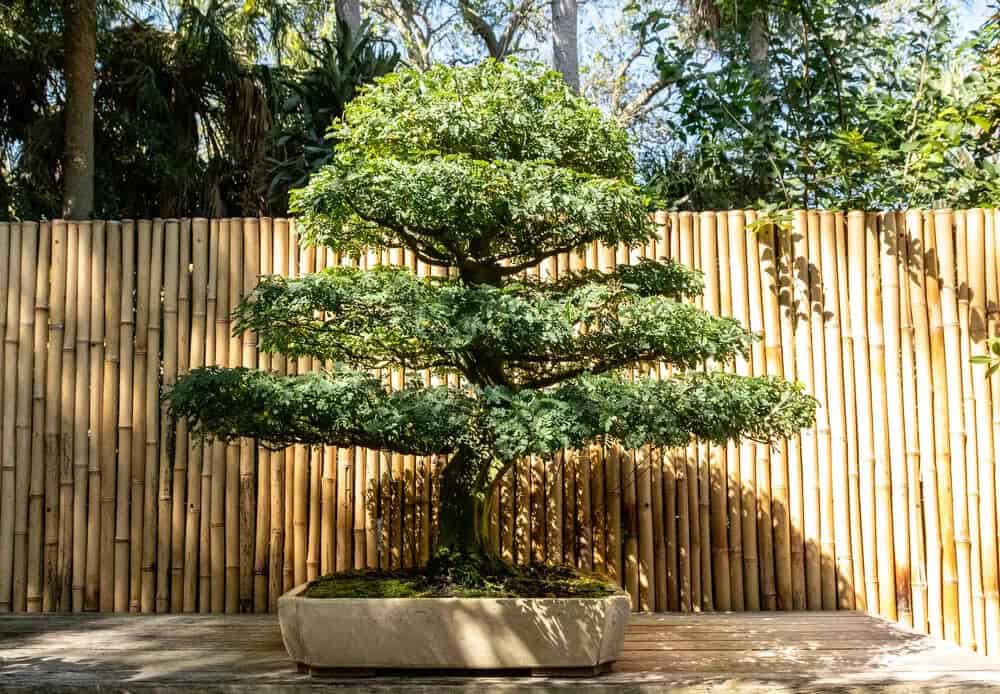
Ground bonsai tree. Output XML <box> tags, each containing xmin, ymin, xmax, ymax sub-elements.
<box><xmin>170</xmin><ymin>59</ymin><xmax>815</xmax><ymax>574</ymax></box>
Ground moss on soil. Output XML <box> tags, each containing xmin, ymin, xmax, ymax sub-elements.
<box><xmin>303</xmin><ymin>555</ymin><xmax>617</xmax><ymax>599</ymax></box>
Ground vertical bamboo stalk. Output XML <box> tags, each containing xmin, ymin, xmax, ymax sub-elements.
<box><xmin>27</xmin><ymin>222</ymin><xmax>51</xmax><ymax>612</ymax></box>
<box><xmin>129</xmin><ymin>222</ymin><xmax>151</xmax><ymax>612</ymax></box>
<box><xmin>819</xmin><ymin>211</ymin><xmax>853</xmax><ymax>610</ymax></box>
<box><xmin>71</xmin><ymin>221</ymin><xmax>92</xmax><ymax>612</ymax></box>
<box><xmin>156</xmin><ymin>221</ymin><xmax>179</xmax><ymax>613</ymax></box>
<box><xmin>0</xmin><ymin>221</ymin><xmax>15</xmax><ymax>612</ymax></box>
<box><xmin>742</xmin><ymin>211</ymin><xmax>762</xmax><ymax>611</ymax></box>
<box><xmin>83</xmin><ymin>223</ymin><xmax>104</xmax><ymax>611</ymax></box>
<box><xmin>847</xmin><ymin>212</ymin><xmax>880</xmax><ymax>612</ymax></box>
<box><xmin>758</xmin><ymin>221</ymin><xmax>782</xmax><ymax>611</ymax></box>
<box><xmin>225</xmin><ymin>219</ymin><xmax>242</xmax><ymax>611</ymax></box>
<box><xmin>253</xmin><ymin>218</ymin><xmax>272</xmax><ymax>611</ymax></box>
<box><xmin>44</xmin><ymin>221</ymin><xmax>67</xmax><ymax>612</ymax></box>
<box><xmin>141</xmin><ymin>220</ymin><xmax>163</xmax><ymax>613</ymax></box>
<box><xmin>185</xmin><ymin>219</ymin><xmax>209</xmax><ymax>612</ymax></box>
<box><xmin>868</xmin><ymin>211</ymin><xmax>897</xmax><ymax>621</ymax></box>
<box><xmin>791</xmin><ymin>211</ymin><xmax>820</xmax><ymax>610</ymax></box>
<box><xmin>836</xmin><ymin>213</ymin><xmax>865</xmax><ymax>613</ymax></box>
<box><xmin>933</xmin><ymin>209</ymin><xmax>974</xmax><ymax>649</ymax></box>
<box><xmin>268</xmin><ymin>220</ymin><xmax>288</xmax><ymax>608</ymax></box>
<box><xmin>241</xmin><ymin>219</ymin><xmax>259</xmax><ymax>609</ymax></box>
<box><xmin>992</xmin><ymin>208</ymin><xmax>1000</xmax><ymax>653</ymax></box>
<box><xmin>955</xmin><ymin>211</ymin><xmax>985</xmax><ymax>649</ymax></box>
<box><xmin>679</xmin><ymin>212</ymin><xmax>701</xmax><ymax>610</ymax></box>
<box><xmin>99</xmin><ymin>222</ymin><xmax>120</xmax><ymax>612</ymax></box>
<box><xmin>202</xmin><ymin>220</ymin><xmax>219</xmax><ymax>611</ymax></box>
<box><xmin>908</xmin><ymin>210</ymin><xmax>943</xmax><ymax>636</ymax></box>
<box><xmin>775</xmin><ymin>239</ymin><xmax>802</xmax><ymax>615</ymax></box>
<box><xmin>113</xmin><ymin>222</ymin><xmax>134</xmax><ymax>613</ymax></box>
<box><xmin>925</xmin><ymin>211</ymin><xmax>961</xmax><ymax>642</ymax></box>
<box><xmin>13</xmin><ymin>223</ymin><xmax>38</xmax><ymax>611</ymax></box>
<box><xmin>283</xmin><ymin>228</ymin><xmax>298</xmax><ymax>591</ymax></box>
<box><xmin>805</xmin><ymin>212</ymin><xmax>835</xmax><ymax>611</ymax></box>
<box><xmin>725</xmin><ymin>211</ymin><xmax>747</xmax><ymax>611</ymax></box>
<box><xmin>211</xmin><ymin>219</ymin><xmax>230</xmax><ymax>611</ymax></box>
<box><xmin>637</xmin><ymin>445</ymin><xmax>654</xmax><ymax>610</ymax></box>
<box><xmin>577</xmin><ymin>445</ymin><xmax>593</xmax><ymax>573</ymax></box>
<box><xmin>880</xmin><ymin>212</ymin><xmax>912</xmax><ymax>625</ymax></box>
<box><xmin>967</xmin><ymin>208</ymin><xmax>996</xmax><ymax>652</ymax></box>
<box><xmin>59</xmin><ymin>223</ymin><xmax>78</xmax><ymax>612</ymax></box>
<box><xmin>700</xmin><ymin>211</ymin><xmax>730</xmax><ymax>611</ymax></box>
<box><xmin>898</xmin><ymin>211</ymin><xmax>927</xmax><ymax>632</ymax></box>
<box><xmin>171</xmin><ymin>221</ymin><xmax>192</xmax><ymax>612</ymax></box>
<box><xmin>305</xmin><ymin>245</ymin><xmax>322</xmax><ymax>582</ymax></box>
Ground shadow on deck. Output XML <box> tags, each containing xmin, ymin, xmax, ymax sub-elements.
<box><xmin>1</xmin><ymin>611</ymin><xmax>999</xmax><ymax>691</ymax></box>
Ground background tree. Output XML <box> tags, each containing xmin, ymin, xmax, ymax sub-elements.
<box><xmin>169</xmin><ymin>60</ymin><xmax>815</xmax><ymax>564</ymax></box>
<box><xmin>61</xmin><ymin>0</ymin><xmax>96</xmax><ymax>218</ymax></box>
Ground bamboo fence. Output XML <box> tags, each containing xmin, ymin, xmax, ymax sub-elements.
<box><xmin>0</xmin><ymin>211</ymin><xmax>998</xmax><ymax>656</ymax></box>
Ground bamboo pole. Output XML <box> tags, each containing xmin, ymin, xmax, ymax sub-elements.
<box><xmin>268</xmin><ymin>220</ymin><xmax>288</xmax><ymax>608</ymax></box>
<box><xmin>185</xmin><ymin>218</ymin><xmax>209</xmax><ymax>612</ymax></box>
<box><xmin>820</xmin><ymin>211</ymin><xmax>853</xmax><ymax>610</ymax></box>
<box><xmin>805</xmin><ymin>212</ymin><xmax>834</xmax><ymax>611</ymax></box>
<box><xmin>58</xmin><ymin>223</ymin><xmax>78</xmax><ymax>612</ymax></box>
<box><xmin>156</xmin><ymin>221</ymin><xmax>179</xmax><ymax>613</ymax></box>
<box><xmin>725</xmin><ymin>211</ymin><xmax>748</xmax><ymax>611</ymax></box>
<box><xmin>700</xmin><ymin>211</ymin><xmax>730</xmax><ymax>611</ymax></box>
<box><xmin>678</xmin><ymin>212</ymin><xmax>701</xmax><ymax>610</ymax></box>
<box><xmin>933</xmin><ymin>209</ymin><xmax>974</xmax><ymax>649</ymax></box>
<box><xmin>925</xmin><ymin>210</ymin><xmax>961</xmax><ymax>642</ymax></box>
<box><xmin>211</xmin><ymin>219</ymin><xmax>230</xmax><ymax>611</ymax></box>
<box><xmin>98</xmin><ymin>222</ymin><xmax>120</xmax><ymax>612</ymax></box>
<box><xmin>241</xmin><ymin>219</ymin><xmax>259</xmax><ymax>609</ymax></box>
<box><xmin>13</xmin><ymin>223</ymin><xmax>38</xmax><ymax>611</ymax></box>
<box><xmin>226</xmin><ymin>219</ymin><xmax>242</xmax><ymax>612</ymax></box>
<box><xmin>305</xmin><ymin>245</ymin><xmax>322</xmax><ymax>582</ymax></box>
<box><xmin>771</xmin><ymin>216</ymin><xmax>799</xmax><ymax>614</ymax></box>
<box><xmin>866</xmin><ymin>210</ymin><xmax>896</xmax><ymax>622</ymax></box>
<box><xmin>742</xmin><ymin>211</ymin><xmax>763</xmax><ymax>611</ymax></box>
<box><xmin>955</xmin><ymin>211</ymin><xmax>985</xmax><ymax>650</ymax></box>
<box><xmin>26</xmin><ymin>222</ymin><xmax>50</xmax><ymax>612</ymax></box>
<box><xmin>113</xmin><ymin>222</ymin><xmax>134</xmax><ymax>613</ymax></box>
<box><xmin>71</xmin><ymin>221</ymin><xmax>92</xmax><ymax>612</ymax></box>
<box><xmin>283</xmin><ymin>226</ymin><xmax>297</xmax><ymax>591</ymax></box>
<box><xmin>201</xmin><ymin>220</ymin><xmax>219</xmax><ymax>610</ymax></box>
<box><xmin>0</xmin><ymin>221</ymin><xmax>15</xmax><ymax>612</ymax></box>
<box><xmin>141</xmin><ymin>220</ymin><xmax>163</xmax><ymax>613</ymax></box>
<box><xmin>129</xmin><ymin>221</ymin><xmax>151</xmax><ymax>611</ymax></box>
<box><xmin>847</xmin><ymin>212</ymin><xmax>879</xmax><ymax>612</ymax></box>
<box><xmin>253</xmin><ymin>218</ymin><xmax>272</xmax><ymax>611</ymax></box>
<box><xmin>757</xmin><ymin>220</ymin><xmax>782</xmax><ymax>611</ymax></box>
<box><xmin>966</xmin><ymin>208</ymin><xmax>997</xmax><ymax>653</ymax></box>
<box><xmin>836</xmin><ymin>212</ymin><xmax>865</xmax><ymax>613</ymax></box>
<box><xmin>898</xmin><ymin>211</ymin><xmax>927</xmax><ymax>633</ymax></box>
<box><xmin>577</xmin><ymin>444</ymin><xmax>593</xmax><ymax>573</ymax></box>
<box><xmin>792</xmin><ymin>211</ymin><xmax>819</xmax><ymax>609</ymax></box>
<box><xmin>44</xmin><ymin>221</ymin><xmax>67</xmax><ymax>611</ymax></box>
<box><xmin>880</xmin><ymin>212</ymin><xmax>912</xmax><ymax>625</ymax></box>
<box><xmin>170</xmin><ymin>221</ymin><xmax>191</xmax><ymax>612</ymax></box>
<box><xmin>637</xmin><ymin>445</ymin><xmax>654</xmax><ymax>610</ymax></box>
<box><xmin>910</xmin><ymin>210</ymin><xmax>944</xmax><ymax>637</ymax></box>
<box><xmin>992</xmin><ymin>207</ymin><xmax>1000</xmax><ymax>654</ymax></box>
<box><xmin>83</xmin><ymin>222</ymin><xmax>104</xmax><ymax>611</ymax></box>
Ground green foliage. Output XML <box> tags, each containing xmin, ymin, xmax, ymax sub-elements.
<box><xmin>639</xmin><ymin>0</ymin><xmax>1000</xmax><ymax>209</ymax></box>
<box><xmin>290</xmin><ymin>60</ymin><xmax>654</xmax><ymax>268</ymax></box>
<box><xmin>0</xmin><ymin>3</ymin><xmax>392</xmax><ymax>218</ymax></box>
<box><xmin>232</xmin><ymin>263</ymin><xmax>748</xmax><ymax>385</ymax></box>
<box><xmin>170</xmin><ymin>61</ymin><xmax>817</xmax><ymax>554</ymax></box>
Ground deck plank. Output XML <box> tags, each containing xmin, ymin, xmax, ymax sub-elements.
<box><xmin>1</xmin><ymin>612</ymin><xmax>998</xmax><ymax>692</ymax></box>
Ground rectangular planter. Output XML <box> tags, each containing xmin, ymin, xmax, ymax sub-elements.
<box><xmin>278</xmin><ymin>583</ymin><xmax>631</xmax><ymax>673</ymax></box>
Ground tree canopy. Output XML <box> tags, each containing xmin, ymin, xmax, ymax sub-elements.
<box><xmin>169</xmin><ymin>60</ymin><xmax>816</xmax><ymax>558</ymax></box>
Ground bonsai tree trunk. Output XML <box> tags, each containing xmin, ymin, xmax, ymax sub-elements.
<box><xmin>436</xmin><ymin>445</ymin><xmax>494</xmax><ymax>559</ymax></box>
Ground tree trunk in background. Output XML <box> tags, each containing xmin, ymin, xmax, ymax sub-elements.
<box><xmin>62</xmin><ymin>0</ymin><xmax>96</xmax><ymax>219</ymax></box>
<box><xmin>336</xmin><ymin>0</ymin><xmax>362</xmax><ymax>35</ymax></box>
<box><xmin>551</xmin><ymin>0</ymin><xmax>579</xmax><ymax>92</ymax></box>
<box><xmin>748</xmin><ymin>9</ymin><xmax>773</xmax><ymax>199</ymax></box>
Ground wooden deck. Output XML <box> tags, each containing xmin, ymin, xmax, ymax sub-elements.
<box><xmin>2</xmin><ymin>611</ymin><xmax>999</xmax><ymax>692</ymax></box>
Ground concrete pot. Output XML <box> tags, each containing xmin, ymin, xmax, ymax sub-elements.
<box><xmin>277</xmin><ymin>583</ymin><xmax>631</xmax><ymax>675</ymax></box>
